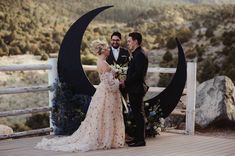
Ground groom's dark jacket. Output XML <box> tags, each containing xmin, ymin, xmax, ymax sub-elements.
<box><xmin>106</xmin><ymin>47</ymin><xmax>130</xmax><ymax>66</ymax></box>
<box><xmin>125</xmin><ymin>46</ymin><xmax>148</xmax><ymax>95</ymax></box>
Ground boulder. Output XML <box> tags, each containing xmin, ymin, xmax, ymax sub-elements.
<box><xmin>196</xmin><ymin>76</ymin><xmax>235</xmax><ymax>128</ymax></box>
<box><xmin>0</xmin><ymin>124</ymin><xmax>13</xmax><ymax>135</ymax></box>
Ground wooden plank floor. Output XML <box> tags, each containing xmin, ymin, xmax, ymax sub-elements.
<box><xmin>0</xmin><ymin>132</ymin><xmax>235</xmax><ymax>156</ymax></box>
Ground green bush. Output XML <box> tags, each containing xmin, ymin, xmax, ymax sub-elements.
<box><xmin>197</xmin><ymin>59</ymin><xmax>220</xmax><ymax>83</ymax></box>
<box><xmin>222</xmin><ymin>31</ymin><xmax>235</xmax><ymax>46</ymax></box>
<box><xmin>158</xmin><ymin>73</ymin><xmax>173</xmax><ymax>87</ymax></box>
<box><xmin>52</xmin><ymin>31</ymin><xmax>62</xmax><ymax>44</ymax></box>
<box><xmin>205</xmin><ymin>28</ymin><xmax>214</xmax><ymax>38</ymax></box>
<box><xmin>86</xmin><ymin>71</ymin><xmax>100</xmax><ymax>85</ymax></box>
<box><xmin>222</xmin><ymin>46</ymin><xmax>230</xmax><ymax>55</ymax></box>
<box><xmin>195</xmin><ymin>44</ymin><xmax>205</xmax><ymax>57</ymax></box>
<box><xmin>3</xmin><ymin>32</ymin><xmax>16</xmax><ymax>45</ymax></box>
<box><xmin>163</xmin><ymin>51</ymin><xmax>173</xmax><ymax>62</ymax></box>
<box><xmin>166</xmin><ymin>37</ymin><xmax>177</xmax><ymax>49</ymax></box>
<box><xmin>227</xmin><ymin>47</ymin><xmax>235</xmax><ymax>65</ymax></box>
<box><xmin>210</xmin><ymin>37</ymin><xmax>220</xmax><ymax>46</ymax></box>
<box><xmin>186</xmin><ymin>51</ymin><xmax>197</xmax><ymax>59</ymax></box>
<box><xmin>25</xmin><ymin>113</ymin><xmax>49</xmax><ymax>129</ymax></box>
<box><xmin>12</xmin><ymin>123</ymin><xmax>30</xmax><ymax>132</ymax></box>
<box><xmin>81</xmin><ymin>53</ymin><xmax>97</xmax><ymax>65</ymax></box>
<box><xmin>9</xmin><ymin>46</ymin><xmax>21</xmax><ymax>55</ymax></box>
<box><xmin>93</xmin><ymin>27</ymin><xmax>102</xmax><ymax>34</ymax></box>
<box><xmin>0</xmin><ymin>48</ymin><xmax>5</xmax><ymax>56</ymax></box>
<box><xmin>40</xmin><ymin>52</ymin><xmax>49</xmax><ymax>60</ymax></box>
<box><xmin>225</xmin><ymin>68</ymin><xmax>235</xmax><ymax>83</ymax></box>
<box><xmin>177</xmin><ymin>27</ymin><xmax>193</xmax><ymax>43</ymax></box>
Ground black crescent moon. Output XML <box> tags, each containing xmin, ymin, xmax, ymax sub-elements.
<box><xmin>58</xmin><ymin>6</ymin><xmax>113</xmax><ymax>96</ymax></box>
<box><xmin>145</xmin><ymin>38</ymin><xmax>187</xmax><ymax>118</ymax></box>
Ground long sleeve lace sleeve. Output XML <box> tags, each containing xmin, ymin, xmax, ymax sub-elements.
<box><xmin>100</xmin><ymin>72</ymin><xmax>119</xmax><ymax>93</ymax></box>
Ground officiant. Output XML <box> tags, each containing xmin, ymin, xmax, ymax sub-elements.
<box><xmin>106</xmin><ymin>31</ymin><xmax>130</xmax><ymax>66</ymax></box>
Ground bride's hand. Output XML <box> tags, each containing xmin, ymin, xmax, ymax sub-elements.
<box><xmin>119</xmin><ymin>80</ymin><xmax>125</xmax><ymax>88</ymax></box>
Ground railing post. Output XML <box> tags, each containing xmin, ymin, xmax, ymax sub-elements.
<box><xmin>186</xmin><ymin>62</ymin><xmax>197</xmax><ymax>135</ymax></box>
<box><xmin>48</xmin><ymin>58</ymin><xmax>58</xmax><ymax>130</ymax></box>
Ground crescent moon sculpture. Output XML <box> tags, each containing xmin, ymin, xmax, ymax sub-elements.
<box><xmin>57</xmin><ymin>5</ymin><xmax>186</xmax><ymax>122</ymax></box>
<box><xmin>144</xmin><ymin>38</ymin><xmax>187</xmax><ymax>118</ymax></box>
<box><xmin>58</xmin><ymin>6</ymin><xmax>113</xmax><ymax>96</ymax></box>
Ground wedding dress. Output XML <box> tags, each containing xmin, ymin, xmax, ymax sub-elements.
<box><xmin>35</xmin><ymin>69</ymin><xmax>125</xmax><ymax>152</ymax></box>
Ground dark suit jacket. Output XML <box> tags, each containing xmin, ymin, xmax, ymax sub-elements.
<box><xmin>106</xmin><ymin>47</ymin><xmax>130</xmax><ymax>66</ymax></box>
<box><xmin>125</xmin><ymin>47</ymin><xmax>148</xmax><ymax>95</ymax></box>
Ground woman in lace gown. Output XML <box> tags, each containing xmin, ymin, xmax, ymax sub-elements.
<box><xmin>35</xmin><ymin>40</ymin><xmax>125</xmax><ymax>152</ymax></box>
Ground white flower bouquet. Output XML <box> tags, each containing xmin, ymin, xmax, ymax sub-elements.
<box><xmin>111</xmin><ymin>62</ymin><xmax>127</xmax><ymax>81</ymax></box>
<box><xmin>111</xmin><ymin>62</ymin><xmax>129</xmax><ymax>113</ymax></box>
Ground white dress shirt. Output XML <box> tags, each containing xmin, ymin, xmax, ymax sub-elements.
<box><xmin>111</xmin><ymin>47</ymin><xmax>120</xmax><ymax>61</ymax></box>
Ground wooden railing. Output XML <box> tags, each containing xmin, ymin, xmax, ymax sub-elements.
<box><xmin>0</xmin><ymin>58</ymin><xmax>196</xmax><ymax>139</ymax></box>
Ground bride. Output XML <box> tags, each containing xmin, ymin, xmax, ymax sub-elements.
<box><xmin>35</xmin><ymin>40</ymin><xmax>125</xmax><ymax>152</ymax></box>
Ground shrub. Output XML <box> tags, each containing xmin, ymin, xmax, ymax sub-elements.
<box><xmin>222</xmin><ymin>31</ymin><xmax>235</xmax><ymax>46</ymax></box>
<box><xmin>225</xmin><ymin>68</ymin><xmax>235</xmax><ymax>83</ymax></box>
<box><xmin>166</xmin><ymin>37</ymin><xmax>177</xmax><ymax>49</ymax></box>
<box><xmin>9</xmin><ymin>46</ymin><xmax>21</xmax><ymax>55</ymax></box>
<box><xmin>205</xmin><ymin>28</ymin><xmax>214</xmax><ymax>38</ymax></box>
<box><xmin>197</xmin><ymin>59</ymin><xmax>220</xmax><ymax>83</ymax></box>
<box><xmin>12</xmin><ymin>123</ymin><xmax>30</xmax><ymax>132</ymax></box>
<box><xmin>3</xmin><ymin>32</ymin><xmax>16</xmax><ymax>45</ymax></box>
<box><xmin>93</xmin><ymin>27</ymin><xmax>102</xmax><ymax>34</ymax></box>
<box><xmin>40</xmin><ymin>52</ymin><xmax>49</xmax><ymax>60</ymax></box>
<box><xmin>210</xmin><ymin>37</ymin><xmax>220</xmax><ymax>46</ymax></box>
<box><xmin>186</xmin><ymin>51</ymin><xmax>197</xmax><ymax>59</ymax></box>
<box><xmin>52</xmin><ymin>31</ymin><xmax>62</xmax><ymax>44</ymax></box>
<box><xmin>85</xmin><ymin>71</ymin><xmax>100</xmax><ymax>85</ymax></box>
<box><xmin>81</xmin><ymin>53</ymin><xmax>97</xmax><ymax>65</ymax></box>
<box><xmin>25</xmin><ymin>113</ymin><xmax>49</xmax><ymax>129</ymax></box>
<box><xmin>227</xmin><ymin>47</ymin><xmax>235</xmax><ymax>65</ymax></box>
<box><xmin>222</xmin><ymin>46</ymin><xmax>230</xmax><ymax>55</ymax></box>
<box><xmin>195</xmin><ymin>44</ymin><xmax>205</xmax><ymax>57</ymax></box>
<box><xmin>158</xmin><ymin>73</ymin><xmax>174</xmax><ymax>87</ymax></box>
<box><xmin>163</xmin><ymin>51</ymin><xmax>173</xmax><ymax>62</ymax></box>
<box><xmin>177</xmin><ymin>27</ymin><xmax>193</xmax><ymax>43</ymax></box>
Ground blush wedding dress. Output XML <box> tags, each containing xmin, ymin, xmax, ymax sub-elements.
<box><xmin>35</xmin><ymin>69</ymin><xmax>125</xmax><ymax>152</ymax></box>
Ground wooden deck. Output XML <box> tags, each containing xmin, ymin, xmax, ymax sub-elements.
<box><xmin>0</xmin><ymin>132</ymin><xmax>235</xmax><ymax>156</ymax></box>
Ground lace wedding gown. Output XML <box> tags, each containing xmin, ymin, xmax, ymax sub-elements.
<box><xmin>35</xmin><ymin>70</ymin><xmax>125</xmax><ymax>152</ymax></box>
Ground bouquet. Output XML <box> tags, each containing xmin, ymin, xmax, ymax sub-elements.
<box><xmin>111</xmin><ymin>62</ymin><xmax>127</xmax><ymax>81</ymax></box>
<box><xmin>111</xmin><ymin>62</ymin><xmax>129</xmax><ymax>113</ymax></box>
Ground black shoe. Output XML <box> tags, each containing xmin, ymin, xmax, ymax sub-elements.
<box><xmin>126</xmin><ymin>139</ymin><xmax>136</xmax><ymax>144</ymax></box>
<box><xmin>128</xmin><ymin>141</ymin><xmax>146</xmax><ymax>147</ymax></box>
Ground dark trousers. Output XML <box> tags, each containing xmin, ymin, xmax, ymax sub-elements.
<box><xmin>128</xmin><ymin>93</ymin><xmax>145</xmax><ymax>142</ymax></box>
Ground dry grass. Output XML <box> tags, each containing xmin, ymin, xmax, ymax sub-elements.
<box><xmin>0</xmin><ymin>55</ymin><xmax>48</xmax><ymax>129</ymax></box>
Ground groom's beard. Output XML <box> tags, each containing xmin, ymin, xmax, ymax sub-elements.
<box><xmin>111</xmin><ymin>44</ymin><xmax>120</xmax><ymax>49</ymax></box>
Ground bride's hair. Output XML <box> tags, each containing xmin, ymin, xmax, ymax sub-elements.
<box><xmin>89</xmin><ymin>40</ymin><xmax>109</xmax><ymax>55</ymax></box>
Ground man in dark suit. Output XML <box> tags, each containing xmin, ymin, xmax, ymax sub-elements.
<box><xmin>121</xmin><ymin>32</ymin><xmax>148</xmax><ymax>147</ymax></box>
<box><xmin>107</xmin><ymin>31</ymin><xmax>130</xmax><ymax>101</ymax></box>
<box><xmin>106</xmin><ymin>32</ymin><xmax>130</xmax><ymax>66</ymax></box>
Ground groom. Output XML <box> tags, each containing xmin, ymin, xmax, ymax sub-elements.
<box><xmin>121</xmin><ymin>32</ymin><xmax>148</xmax><ymax>147</ymax></box>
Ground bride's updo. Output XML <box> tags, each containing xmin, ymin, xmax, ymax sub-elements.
<box><xmin>89</xmin><ymin>40</ymin><xmax>109</xmax><ymax>55</ymax></box>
